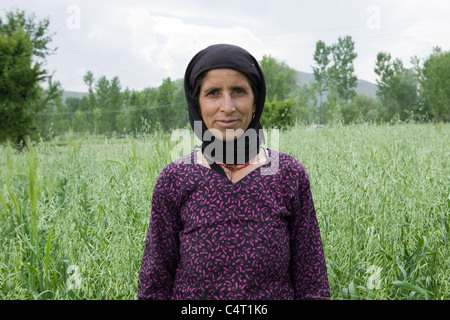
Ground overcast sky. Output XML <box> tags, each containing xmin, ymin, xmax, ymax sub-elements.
<box><xmin>2</xmin><ymin>0</ymin><xmax>450</xmax><ymax>92</ymax></box>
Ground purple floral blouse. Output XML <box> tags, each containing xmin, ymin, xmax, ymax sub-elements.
<box><xmin>138</xmin><ymin>149</ymin><xmax>330</xmax><ymax>300</ymax></box>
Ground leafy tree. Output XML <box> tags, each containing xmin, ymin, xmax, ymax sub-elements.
<box><xmin>94</xmin><ymin>76</ymin><xmax>110</xmax><ymax>133</ymax></box>
<box><xmin>95</xmin><ymin>75</ymin><xmax>123</xmax><ymax>133</ymax></box>
<box><xmin>395</xmin><ymin>68</ymin><xmax>420</xmax><ymax>119</ymax></box>
<box><xmin>420</xmin><ymin>47</ymin><xmax>450</xmax><ymax>122</ymax></box>
<box><xmin>36</xmin><ymin>86</ymin><xmax>68</xmax><ymax>138</ymax></box>
<box><xmin>49</xmin><ymin>100</ymin><xmax>70</xmax><ymax>137</ymax></box>
<box><xmin>320</xmin><ymin>88</ymin><xmax>344</xmax><ymax>124</ymax></box>
<box><xmin>260</xmin><ymin>98</ymin><xmax>296</xmax><ymax>129</ymax></box>
<box><xmin>127</xmin><ymin>87</ymin><xmax>159</xmax><ymax>133</ymax></box>
<box><xmin>76</xmin><ymin>72</ymin><xmax>124</xmax><ymax>134</ymax></box>
<box><xmin>295</xmin><ymin>84</ymin><xmax>314</xmax><ymax>124</ymax></box>
<box><xmin>65</xmin><ymin>96</ymin><xmax>80</xmax><ymax>115</ymax></box>
<box><xmin>341</xmin><ymin>94</ymin><xmax>382</xmax><ymax>124</ymax></box>
<box><xmin>375</xmin><ymin>52</ymin><xmax>419</xmax><ymax>121</ymax></box>
<box><xmin>328</xmin><ymin>35</ymin><xmax>358</xmax><ymax>102</ymax></box>
<box><xmin>312</xmin><ymin>40</ymin><xmax>330</xmax><ymax>109</ymax></box>
<box><xmin>375</xmin><ymin>52</ymin><xmax>402</xmax><ymax>118</ymax></box>
<box><xmin>80</xmin><ymin>71</ymin><xmax>96</xmax><ymax>131</ymax></box>
<box><xmin>260</xmin><ymin>55</ymin><xmax>297</xmax><ymax>102</ymax></box>
<box><xmin>72</xmin><ymin>109</ymin><xmax>86</xmax><ymax>133</ymax></box>
<box><xmin>172</xmin><ymin>79</ymin><xmax>189</xmax><ymax>128</ymax></box>
<box><xmin>156</xmin><ymin>77</ymin><xmax>177</xmax><ymax>131</ymax></box>
<box><xmin>109</xmin><ymin>76</ymin><xmax>124</xmax><ymax>132</ymax></box>
<box><xmin>0</xmin><ymin>9</ymin><xmax>60</xmax><ymax>148</ymax></box>
<box><xmin>310</xmin><ymin>36</ymin><xmax>357</xmax><ymax>123</ymax></box>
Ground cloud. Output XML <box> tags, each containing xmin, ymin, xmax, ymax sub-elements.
<box><xmin>4</xmin><ymin>0</ymin><xmax>450</xmax><ymax>90</ymax></box>
<box><xmin>117</xmin><ymin>8</ymin><xmax>264</xmax><ymax>85</ymax></box>
<box><xmin>51</xmin><ymin>4</ymin><xmax>263</xmax><ymax>90</ymax></box>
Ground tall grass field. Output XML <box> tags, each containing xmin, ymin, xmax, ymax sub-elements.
<box><xmin>0</xmin><ymin>123</ymin><xmax>448</xmax><ymax>300</ymax></box>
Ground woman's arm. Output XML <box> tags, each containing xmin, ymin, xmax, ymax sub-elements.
<box><xmin>137</xmin><ymin>167</ymin><xmax>181</xmax><ymax>300</ymax></box>
<box><xmin>289</xmin><ymin>165</ymin><xmax>330</xmax><ymax>300</ymax></box>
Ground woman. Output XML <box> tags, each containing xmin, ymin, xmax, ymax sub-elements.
<box><xmin>138</xmin><ymin>44</ymin><xmax>330</xmax><ymax>300</ymax></box>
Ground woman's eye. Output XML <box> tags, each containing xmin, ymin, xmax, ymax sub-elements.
<box><xmin>206</xmin><ymin>89</ymin><xmax>219</xmax><ymax>96</ymax></box>
<box><xmin>233</xmin><ymin>87</ymin><xmax>247</xmax><ymax>95</ymax></box>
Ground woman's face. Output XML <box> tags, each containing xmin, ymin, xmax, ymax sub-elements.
<box><xmin>198</xmin><ymin>68</ymin><xmax>256</xmax><ymax>141</ymax></box>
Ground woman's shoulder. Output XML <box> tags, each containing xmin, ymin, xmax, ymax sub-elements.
<box><xmin>156</xmin><ymin>152</ymin><xmax>197</xmax><ymax>184</ymax></box>
<box><xmin>268</xmin><ymin>149</ymin><xmax>306</xmax><ymax>171</ymax></box>
<box><xmin>267</xmin><ymin>149</ymin><xmax>310</xmax><ymax>182</ymax></box>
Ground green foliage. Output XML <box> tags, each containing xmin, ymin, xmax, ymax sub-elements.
<box><xmin>63</xmin><ymin>73</ymin><xmax>190</xmax><ymax>137</ymax></box>
<box><xmin>421</xmin><ymin>48</ymin><xmax>450</xmax><ymax>122</ymax></box>
<box><xmin>2</xmin><ymin>10</ymin><xmax>448</xmax><ymax>144</ymax></box>
<box><xmin>76</xmin><ymin>73</ymin><xmax>125</xmax><ymax>134</ymax></box>
<box><xmin>0</xmin><ymin>123</ymin><xmax>448</xmax><ymax>299</ymax></box>
<box><xmin>35</xmin><ymin>88</ymin><xmax>69</xmax><ymax>140</ymax></box>
<box><xmin>71</xmin><ymin>109</ymin><xmax>86</xmax><ymax>133</ymax></box>
<box><xmin>0</xmin><ymin>9</ymin><xmax>60</xmax><ymax>148</ymax></box>
<box><xmin>341</xmin><ymin>94</ymin><xmax>382</xmax><ymax>124</ymax></box>
<box><xmin>374</xmin><ymin>52</ymin><xmax>420</xmax><ymax>121</ymax></box>
<box><xmin>156</xmin><ymin>77</ymin><xmax>178</xmax><ymax>131</ymax></box>
<box><xmin>312</xmin><ymin>40</ymin><xmax>330</xmax><ymax>108</ymax></box>
<box><xmin>0</xmin><ymin>9</ymin><xmax>55</xmax><ymax>58</ymax></box>
<box><xmin>295</xmin><ymin>84</ymin><xmax>316</xmax><ymax>124</ymax></box>
<box><xmin>328</xmin><ymin>36</ymin><xmax>358</xmax><ymax>102</ymax></box>
<box><xmin>260</xmin><ymin>98</ymin><xmax>297</xmax><ymax>129</ymax></box>
<box><xmin>309</xmin><ymin>36</ymin><xmax>358</xmax><ymax>124</ymax></box>
<box><xmin>283</xmin><ymin>123</ymin><xmax>449</xmax><ymax>300</ymax></box>
<box><xmin>260</xmin><ymin>55</ymin><xmax>297</xmax><ymax>102</ymax></box>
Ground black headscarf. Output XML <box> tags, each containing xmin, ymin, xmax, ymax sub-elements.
<box><xmin>184</xmin><ymin>44</ymin><xmax>266</xmax><ymax>164</ymax></box>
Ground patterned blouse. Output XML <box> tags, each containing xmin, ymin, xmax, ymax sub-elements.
<box><xmin>138</xmin><ymin>149</ymin><xmax>330</xmax><ymax>300</ymax></box>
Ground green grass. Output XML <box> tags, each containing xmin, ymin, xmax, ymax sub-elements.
<box><xmin>0</xmin><ymin>123</ymin><xmax>449</xmax><ymax>299</ymax></box>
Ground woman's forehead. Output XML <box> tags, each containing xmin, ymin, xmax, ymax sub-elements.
<box><xmin>202</xmin><ymin>68</ymin><xmax>251</xmax><ymax>85</ymax></box>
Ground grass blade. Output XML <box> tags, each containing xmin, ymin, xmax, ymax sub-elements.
<box><xmin>392</xmin><ymin>281</ymin><xmax>430</xmax><ymax>299</ymax></box>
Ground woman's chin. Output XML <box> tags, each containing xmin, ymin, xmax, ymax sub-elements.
<box><xmin>215</xmin><ymin>133</ymin><xmax>243</xmax><ymax>142</ymax></box>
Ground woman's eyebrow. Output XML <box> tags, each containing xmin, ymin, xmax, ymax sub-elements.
<box><xmin>202</xmin><ymin>82</ymin><xmax>250</xmax><ymax>93</ymax></box>
<box><xmin>231</xmin><ymin>85</ymin><xmax>248</xmax><ymax>90</ymax></box>
<box><xmin>201</xmin><ymin>86</ymin><xmax>222</xmax><ymax>96</ymax></box>
<box><xmin>203</xmin><ymin>86</ymin><xmax>221</xmax><ymax>92</ymax></box>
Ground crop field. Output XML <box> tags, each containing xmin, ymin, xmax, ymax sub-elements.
<box><xmin>0</xmin><ymin>123</ymin><xmax>449</xmax><ymax>300</ymax></box>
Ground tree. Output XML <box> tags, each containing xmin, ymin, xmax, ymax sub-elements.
<box><xmin>341</xmin><ymin>94</ymin><xmax>382</xmax><ymax>124</ymax></box>
<box><xmin>312</xmin><ymin>40</ymin><xmax>331</xmax><ymax>109</ymax></box>
<box><xmin>156</xmin><ymin>77</ymin><xmax>176</xmax><ymax>131</ymax></box>
<box><xmin>420</xmin><ymin>47</ymin><xmax>450</xmax><ymax>122</ymax></box>
<box><xmin>36</xmin><ymin>84</ymin><xmax>68</xmax><ymax>139</ymax></box>
<box><xmin>109</xmin><ymin>76</ymin><xmax>124</xmax><ymax>132</ymax></box>
<box><xmin>260</xmin><ymin>98</ymin><xmax>296</xmax><ymax>129</ymax></box>
<box><xmin>94</xmin><ymin>76</ymin><xmax>110</xmax><ymax>133</ymax></box>
<box><xmin>309</xmin><ymin>36</ymin><xmax>357</xmax><ymax>123</ymax></box>
<box><xmin>375</xmin><ymin>52</ymin><xmax>419</xmax><ymax>121</ymax></box>
<box><xmin>0</xmin><ymin>9</ymin><xmax>59</xmax><ymax>148</ymax></box>
<box><xmin>172</xmin><ymin>79</ymin><xmax>189</xmax><ymax>129</ymax></box>
<box><xmin>65</xmin><ymin>96</ymin><xmax>80</xmax><ymax>114</ymax></box>
<box><xmin>81</xmin><ymin>71</ymin><xmax>96</xmax><ymax>131</ymax></box>
<box><xmin>76</xmin><ymin>72</ymin><xmax>124</xmax><ymax>134</ymax></box>
<box><xmin>328</xmin><ymin>35</ymin><xmax>358</xmax><ymax>102</ymax></box>
<box><xmin>295</xmin><ymin>84</ymin><xmax>314</xmax><ymax>124</ymax></box>
<box><xmin>72</xmin><ymin>109</ymin><xmax>86</xmax><ymax>133</ymax></box>
<box><xmin>260</xmin><ymin>55</ymin><xmax>297</xmax><ymax>102</ymax></box>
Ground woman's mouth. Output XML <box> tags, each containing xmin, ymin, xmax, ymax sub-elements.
<box><xmin>215</xmin><ymin>119</ymin><xmax>239</xmax><ymax>128</ymax></box>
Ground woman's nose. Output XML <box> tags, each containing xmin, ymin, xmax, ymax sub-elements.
<box><xmin>220</xmin><ymin>93</ymin><xmax>235</xmax><ymax>112</ymax></box>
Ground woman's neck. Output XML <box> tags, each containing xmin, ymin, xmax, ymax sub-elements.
<box><xmin>198</xmin><ymin>147</ymin><xmax>268</xmax><ymax>169</ymax></box>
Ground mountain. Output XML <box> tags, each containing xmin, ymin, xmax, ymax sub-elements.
<box><xmin>296</xmin><ymin>71</ymin><xmax>378</xmax><ymax>99</ymax></box>
<box><xmin>62</xmin><ymin>91</ymin><xmax>89</xmax><ymax>101</ymax></box>
<box><xmin>61</xmin><ymin>72</ymin><xmax>378</xmax><ymax>102</ymax></box>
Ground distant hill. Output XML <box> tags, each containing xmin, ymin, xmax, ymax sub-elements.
<box><xmin>296</xmin><ymin>71</ymin><xmax>378</xmax><ymax>99</ymax></box>
<box><xmin>62</xmin><ymin>71</ymin><xmax>378</xmax><ymax>102</ymax></box>
<box><xmin>62</xmin><ymin>91</ymin><xmax>88</xmax><ymax>102</ymax></box>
